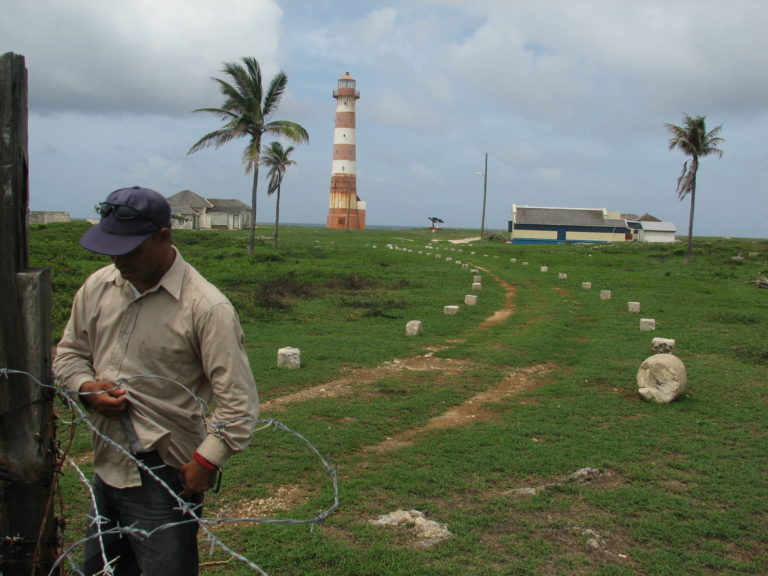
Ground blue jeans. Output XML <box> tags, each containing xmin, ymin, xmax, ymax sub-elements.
<box><xmin>82</xmin><ymin>452</ymin><xmax>203</xmax><ymax>576</ymax></box>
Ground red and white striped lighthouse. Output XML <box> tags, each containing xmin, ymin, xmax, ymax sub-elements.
<box><xmin>326</xmin><ymin>72</ymin><xmax>366</xmax><ymax>229</ymax></box>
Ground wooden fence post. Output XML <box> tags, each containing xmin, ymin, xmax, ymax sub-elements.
<box><xmin>0</xmin><ymin>52</ymin><xmax>59</xmax><ymax>575</ymax></box>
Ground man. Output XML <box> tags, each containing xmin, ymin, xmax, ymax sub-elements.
<box><xmin>53</xmin><ymin>186</ymin><xmax>259</xmax><ymax>576</ymax></box>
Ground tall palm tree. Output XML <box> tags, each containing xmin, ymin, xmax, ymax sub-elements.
<box><xmin>261</xmin><ymin>141</ymin><xmax>296</xmax><ymax>249</ymax></box>
<box><xmin>188</xmin><ymin>56</ymin><xmax>309</xmax><ymax>255</ymax></box>
<box><xmin>664</xmin><ymin>114</ymin><xmax>724</xmax><ymax>265</ymax></box>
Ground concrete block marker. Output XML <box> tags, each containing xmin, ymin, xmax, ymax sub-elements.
<box><xmin>582</xmin><ymin>282</ymin><xmax>592</xmax><ymax>289</ymax></box>
<box><xmin>510</xmin><ymin>258</ymin><xmax>517</xmax><ymax>263</ymax></box>
<box><xmin>627</xmin><ymin>302</ymin><xmax>641</xmax><ymax>313</ymax></box>
<box><xmin>472</xmin><ymin>282</ymin><xmax>482</xmax><ymax>291</ymax></box>
<box><xmin>473</xmin><ymin>275</ymin><xmax>482</xmax><ymax>283</ymax></box>
<box><xmin>405</xmin><ymin>320</ymin><xmax>424</xmax><ymax>336</ymax></box>
<box><xmin>464</xmin><ymin>294</ymin><xmax>479</xmax><ymax>305</ymax></box>
<box><xmin>651</xmin><ymin>337</ymin><xmax>676</xmax><ymax>354</ymax></box>
<box><xmin>470</xmin><ymin>269</ymin><xmax>479</xmax><ymax>274</ymax></box>
<box><xmin>640</xmin><ymin>318</ymin><xmax>656</xmax><ymax>331</ymax></box>
<box><xmin>462</xmin><ymin>263</ymin><xmax>469</xmax><ymax>270</ymax></box>
<box><xmin>558</xmin><ymin>273</ymin><xmax>568</xmax><ymax>279</ymax></box>
<box><xmin>600</xmin><ymin>290</ymin><xmax>612</xmax><ymax>300</ymax></box>
<box><xmin>277</xmin><ymin>347</ymin><xmax>301</xmax><ymax>369</ymax></box>
<box><xmin>522</xmin><ymin>262</ymin><xmax>529</xmax><ymax>266</ymax></box>
<box><xmin>637</xmin><ymin>353</ymin><xmax>686</xmax><ymax>403</ymax></box>
<box><xmin>444</xmin><ymin>305</ymin><xmax>460</xmax><ymax>315</ymax></box>
<box><xmin>540</xmin><ymin>266</ymin><xmax>548</xmax><ymax>272</ymax></box>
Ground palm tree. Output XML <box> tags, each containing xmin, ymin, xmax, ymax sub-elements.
<box><xmin>188</xmin><ymin>56</ymin><xmax>309</xmax><ymax>255</ymax></box>
<box><xmin>261</xmin><ymin>141</ymin><xmax>296</xmax><ymax>249</ymax></box>
<box><xmin>664</xmin><ymin>114</ymin><xmax>724</xmax><ymax>265</ymax></box>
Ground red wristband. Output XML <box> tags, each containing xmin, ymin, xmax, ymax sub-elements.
<box><xmin>193</xmin><ymin>452</ymin><xmax>219</xmax><ymax>472</ymax></box>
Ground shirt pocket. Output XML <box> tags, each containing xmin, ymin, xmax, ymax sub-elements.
<box><xmin>135</xmin><ymin>339</ymin><xmax>197</xmax><ymax>396</ymax></box>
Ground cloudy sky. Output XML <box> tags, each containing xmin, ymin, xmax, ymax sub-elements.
<box><xmin>3</xmin><ymin>0</ymin><xmax>767</xmax><ymax>237</ymax></box>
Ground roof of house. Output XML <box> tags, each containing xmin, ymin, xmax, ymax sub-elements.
<box><xmin>167</xmin><ymin>190</ymin><xmax>251</xmax><ymax>214</ymax></box>
<box><xmin>514</xmin><ymin>206</ymin><xmax>614</xmax><ymax>227</ymax></box>
<box><xmin>167</xmin><ymin>190</ymin><xmax>213</xmax><ymax>215</ymax></box>
<box><xmin>514</xmin><ymin>206</ymin><xmax>673</xmax><ymax>231</ymax></box>
<box><xmin>639</xmin><ymin>221</ymin><xmax>677</xmax><ymax>232</ymax></box>
<box><xmin>209</xmin><ymin>199</ymin><xmax>251</xmax><ymax>213</ymax></box>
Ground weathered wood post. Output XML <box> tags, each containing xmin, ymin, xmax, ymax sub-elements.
<box><xmin>0</xmin><ymin>52</ymin><xmax>59</xmax><ymax>575</ymax></box>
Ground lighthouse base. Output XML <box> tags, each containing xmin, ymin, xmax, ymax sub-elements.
<box><xmin>326</xmin><ymin>208</ymin><xmax>366</xmax><ymax>230</ymax></box>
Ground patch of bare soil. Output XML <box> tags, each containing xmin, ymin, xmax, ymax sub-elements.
<box><xmin>366</xmin><ymin>363</ymin><xmax>555</xmax><ymax>453</ymax></box>
<box><xmin>448</xmin><ymin>237</ymin><xmax>481</xmax><ymax>244</ymax></box>
<box><xmin>213</xmin><ymin>485</ymin><xmax>308</xmax><ymax>521</ymax></box>
<box><xmin>475</xmin><ymin>265</ymin><xmax>516</xmax><ymax>328</ymax></box>
<box><xmin>261</xmin><ymin>352</ymin><xmax>472</xmax><ymax>412</ymax></box>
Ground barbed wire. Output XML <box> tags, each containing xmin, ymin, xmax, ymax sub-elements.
<box><xmin>1</xmin><ymin>367</ymin><xmax>339</xmax><ymax>576</ymax></box>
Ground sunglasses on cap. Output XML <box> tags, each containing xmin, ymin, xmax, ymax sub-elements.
<box><xmin>98</xmin><ymin>202</ymin><xmax>166</xmax><ymax>230</ymax></box>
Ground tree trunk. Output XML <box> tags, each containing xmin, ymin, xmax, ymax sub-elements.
<box><xmin>273</xmin><ymin>185</ymin><xmax>281</xmax><ymax>249</ymax></box>
<box><xmin>248</xmin><ymin>165</ymin><xmax>260</xmax><ymax>256</ymax></box>
<box><xmin>684</xmin><ymin>156</ymin><xmax>698</xmax><ymax>266</ymax></box>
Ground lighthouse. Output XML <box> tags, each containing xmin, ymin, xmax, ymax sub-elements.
<box><xmin>327</xmin><ymin>72</ymin><xmax>366</xmax><ymax>229</ymax></box>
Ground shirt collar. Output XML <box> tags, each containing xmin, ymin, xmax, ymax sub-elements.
<box><xmin>156</xmin><ymin>246</ymin><xmax>185</xmax><ymax>300</ymax></box>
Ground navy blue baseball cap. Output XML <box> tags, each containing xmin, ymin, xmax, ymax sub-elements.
<box><xmin>80</xmin><ymin>186</ymin><xmax>172</xmax><ymax>256</ymax></box>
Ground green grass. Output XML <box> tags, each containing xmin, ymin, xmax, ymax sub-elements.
<box><xmin>28</xmin><ymin>223</ymin><xmax>768</xmax><ymax>575</ymax></box>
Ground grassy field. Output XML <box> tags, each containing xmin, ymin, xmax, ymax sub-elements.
<box><xmin>30</xmin><ymin>223</ymin><xmax>768</xmax><ymax>575</ymax></box>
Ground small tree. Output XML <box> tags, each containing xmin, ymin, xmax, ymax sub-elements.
<box><xmin>428</xmin><ymin>217</ymin><xmax>444</xmax><ymax>230</ymax></box>
<box><xmin>261</xmin><ymin>141</ymin><xmax>297</xmax><ymax>249</ymax></box>
<box><xmin>664</xmin><ymin>114</ymin><xmax>724</xmax><ymax>265</ymax></box>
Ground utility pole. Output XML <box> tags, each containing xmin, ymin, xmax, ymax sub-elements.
<box><xmin>475</xmin><ymin>152</ymin><xmax>488</xmax><ymax>239</ymax></box>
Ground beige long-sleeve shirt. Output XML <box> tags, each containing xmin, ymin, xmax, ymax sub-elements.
<box><xmin>53</xmin><ymin>247</ymin><xmax>259</xmax><ymax>488</ymax></box>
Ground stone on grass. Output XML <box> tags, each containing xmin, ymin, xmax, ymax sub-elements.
<box><xmin>369</xmin><ymin>510</ymin><xmax>452</xmax><ymax>548</ymax></box>
<box><xmin>464</xmin><ymin>294</ymin><xmax>478</xmax><ymax>305</ymax></box>
<box><xmin>637</xmin><ymin>353</ymin><xmax>686</xmax><ymax>403</ymax></box>
<box><xmin>558</xmin><ymin>273</ymin><xmax>568</xmax><ymax>279</ymax></box>
<box><xmin>600</xmin><ymin>290</ymin><xmax>612</xmax><ymax>300</ymax></box>
<box><xmin>640</xmin><ymin>318</ymin><xmax>656</xmax><ymax>331</ymax></box>
<box><xmin>540</xmin><ymin>266</ymin><xmax>548</xmax><ymax>272</ymax></box>
<box><xmin>582</xmin><ymin>282</ymin><xmax>592</xmax><ymax>289</ymax></box>
<box><xmin>405</xmin><ymin>320</ymin><xmax>423</xmax><ymax>336</ymax></box>
<box><xmin>277</xmin><ymin>347</ymin><xmax>301</xmax><ymax>369</ymax></box>
<box><xmin>444</xmin><ymin>305</ymin><xmax>460</xmax><ymax>315</ymax></box>
<box><xmin>473</xmin><ymin>275</ymin><xmax>482</xmax><ymax>283</ymax></box>
<box><xmin>472</xmin><ymin>282</ymin><xmax>482</xmax><ymax>291</ymax></box>
<box><xmin>627</xmin><ymin>301</ymin><xmax>641</xmax><ymax>313</ymax></box>
<box><xmin>651</xmin><ymin>337</ymin><xmax>676</xmax><ymax>354</ymax></box>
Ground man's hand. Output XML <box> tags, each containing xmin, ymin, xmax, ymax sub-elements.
<box><xmin>79</xmin><ymin>380</ymin><xmax>128</xmax><ymax>419</ymax></box>
<box><xmin>179</xmin><ymin>459</ymin><xmax>217</xmax><ymax>499</ymax></box>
